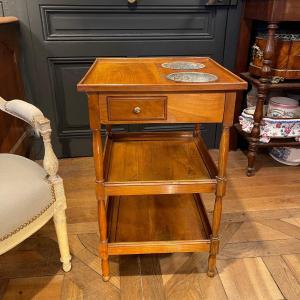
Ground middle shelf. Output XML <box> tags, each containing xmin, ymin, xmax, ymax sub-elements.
<box><xmin>103</xmin><ymin>131</ymin><xmax>218</xmax><ymax>196</ymax></box>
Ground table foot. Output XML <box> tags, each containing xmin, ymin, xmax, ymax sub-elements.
<box><xmin>207</xmin><ymin>270</ymin><xmax>216</xmax><ymax>277</ymax></box>
<box><xmin>102</xmin><ymin>275</ymin><xmax>110</xmax><ymax>282</ymax></box>
<box><xmin>207</xmin><ymin>254</ymin><xmax>217</xmax><ymax>277</ymax></box>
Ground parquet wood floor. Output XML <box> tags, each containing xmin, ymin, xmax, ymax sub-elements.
<box><xmin>1</xmin><ymin>150</ymin><xmax>300</xmax><ymax>299</ymax></box>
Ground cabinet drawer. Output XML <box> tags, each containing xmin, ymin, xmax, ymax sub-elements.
<box><xmin>107</xmin><ymin>96</ymin><xmax>167</xmax><ymax>121</ymax></box>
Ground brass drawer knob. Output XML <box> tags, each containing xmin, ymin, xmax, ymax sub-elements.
<box><xmin>133</xmin><ymin>106</ymin><xmax>141</xmax><ymax>114</ymax></box>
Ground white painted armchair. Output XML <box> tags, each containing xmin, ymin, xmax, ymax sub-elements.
<box><xmin>0</xmin><ymin>97</ymin><xmax>71</xmax><ymax>272</ymax></box>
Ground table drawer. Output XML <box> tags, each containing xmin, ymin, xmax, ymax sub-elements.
<box><xmin>99</xmin><ymin>93</ymin><xmax>225</xmax><ymax>124</ymax></box>
<box><xmin>107</xmin><ymin>96</ymin><xmax>167</xmax><ymax>121</ymax></box>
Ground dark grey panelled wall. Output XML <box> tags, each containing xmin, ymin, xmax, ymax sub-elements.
<box><xmin>3</xmin><ymin>0</ymin><xmax>242</xmax><ymax>157</ymax></box>
<box><xmin>0</xmin><ymin>2</ymin><xmax>4</xmax><ymax>17</ymax></box>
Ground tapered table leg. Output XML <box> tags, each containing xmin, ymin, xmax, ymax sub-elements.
<box><xmin>93</xmin><ymin>129</ymin><xmax>110</xmax><ymax>281</ymax></box>
<box><xmin>89</xmin><ymin>94</ymin><xmax>110</xmax><ymax>281</ymax></box>
<box><xmin>208</xmin><ymin>125</ymin><xmax>229</xmax><ymax>277</ymax></box>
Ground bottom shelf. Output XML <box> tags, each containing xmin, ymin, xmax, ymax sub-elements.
<box><xmin>107</xmin><ymin>193</ymin><xmax>212</xmax><ymax>255</ymax></box>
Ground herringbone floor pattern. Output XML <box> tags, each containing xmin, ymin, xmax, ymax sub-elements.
<box><xmin>1</xmin><ymin>150</ymin><xmax>300</xmax><ymax>299</ymax></box>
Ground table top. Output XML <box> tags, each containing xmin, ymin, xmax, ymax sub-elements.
<box><xmin>77</xmin><ymin>57</ymin><xmax>247</xmax><ymax>93</ymax></box>
<box><xmin>0</xmin><ymin>17</ymin><xmax>18</xmax><ymax>25</ymax></box>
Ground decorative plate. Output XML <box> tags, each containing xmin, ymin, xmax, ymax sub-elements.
<box><xmin>239</xmin><ymin>107</ymin><xmax>300</xmax><ymax>143</ymax></box>
<box><xmin>166</xmin><ymin>72</ymin><xmax>218</xmax><ymax>83</ymax></box>
<box><xmin>269</xmin><ymin>152</ymin><xmax>300</xmax><ymax>166</ymax></box>
<box><xmin>269</xmin><ymin>147</ymin><xmax>300</xmax><ymax>166</ymax></box>
<box><xmin>161</xmin><ymin>61</ymin><xmax>205</xmax><ymax>70</ymax></box>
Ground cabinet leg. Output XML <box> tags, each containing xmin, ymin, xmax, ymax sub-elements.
<box><xmin>247</xmin><ymin>141</ymin><xmax>257</xmax><ymax>176</ymax></box>
<box><xmin>247</xmin><ymin>84</ymin><xmax>267</xmax><ymax>177</ymax></box>
<box><xmin>246</xmin><ymin>22</ymin><xmax>278</xmax><ymax>176</ymax></box>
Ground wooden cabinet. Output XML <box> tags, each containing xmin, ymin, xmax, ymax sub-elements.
<box><xmin>234</xmin><ymin>0</ymin><xmax>300</xmax><ymax>176</ymax></box>
<box><xmin>78</xmin><ymin>57</ymin><xmax>247</xmax><ymax>281</ymax></box>
<box><xmin>244</xmin><ymin>0</ymin><xmax>300</xmax><ymax>22</ymax></box>
<box><xmin>0</xmin><ymin>17</ymin><xmax>28</xmax><ymax>155</ymax></box>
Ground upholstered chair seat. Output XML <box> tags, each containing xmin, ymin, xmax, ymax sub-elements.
<box><xmin>0</xmin><ymin>154</ymin><xmax>54</xmax><ymax>241</ymax></box>
<box><xmin>0</xmin><ymin>97</ymin><xmax>71</xmax><ymax>272</ymax></box>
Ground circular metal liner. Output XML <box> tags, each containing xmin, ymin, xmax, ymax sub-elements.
<box><xmin>166</xmin><ymin>72</ymin><xmax>218</xmax><ymax>83</ymax></box>
<box><xmin>161</xmin><ymin>61</ymin><xmax>205</xmax><ymax>70</ymax></box>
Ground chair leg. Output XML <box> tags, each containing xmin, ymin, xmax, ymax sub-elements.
<box><xmin>52</xmin><ymin>178</ymin><xmax>72</xmax><ymax>272</ymax></box>
<box><xmin>54</xmin><ymin>209</ymin><xmax>72</xmax><ymax>272</ymax></box>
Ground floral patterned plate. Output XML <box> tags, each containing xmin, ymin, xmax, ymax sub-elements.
<box><xmin>239</xmin><ymin>107</ymin><xmax>300</xmax><ymax>143</ymax></box>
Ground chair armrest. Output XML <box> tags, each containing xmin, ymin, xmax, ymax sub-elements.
<box><xmin>35</xmin><ymin>115</ymin><xmax>59</xmax><ymax>180</ymax></box>
<box><xmin>0</xmin><ymin>97</ymin><xmax>59</xmax><ymax>179</ymax></box>
<box><xmin>0</xmin><ymin>97</ymin><xmax>44</xmax><ymax>134</ymax></box>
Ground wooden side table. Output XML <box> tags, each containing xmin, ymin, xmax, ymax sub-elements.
<box><xmin>78</xmin><ymin>57</ymin><xmax>247</xmax><ymax>281</ymax></box>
